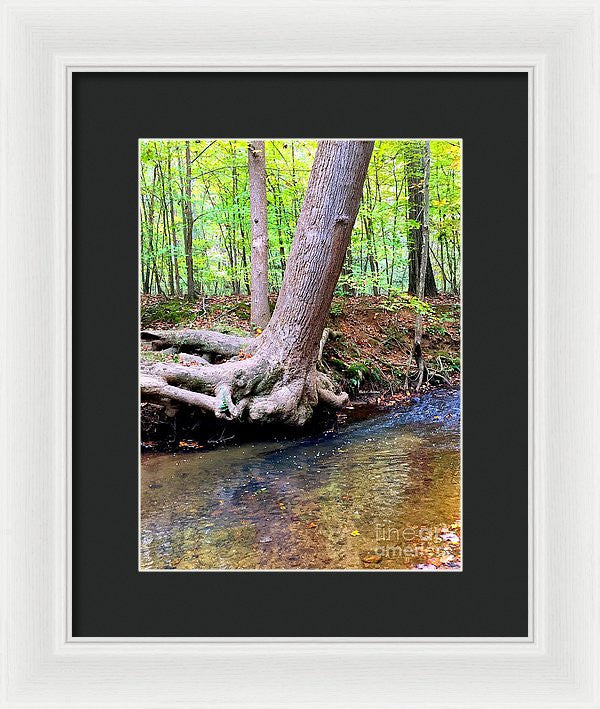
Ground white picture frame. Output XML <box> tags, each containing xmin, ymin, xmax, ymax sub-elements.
<box><xmin>1</xmin><ymin>0</ymin><xmax>599</xmax><ymax>705</ymax></box>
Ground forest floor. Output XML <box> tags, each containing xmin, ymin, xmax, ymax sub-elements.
<box><xmin>140</xmin><ymin>293</ymin><xmax>460</xmax><ymax>447</ymax></box>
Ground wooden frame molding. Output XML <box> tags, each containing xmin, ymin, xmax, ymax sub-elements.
<box><xmin>1</xmin><ymin>0</ymin><xmax>599</xmax><ymax>705</ymax></box>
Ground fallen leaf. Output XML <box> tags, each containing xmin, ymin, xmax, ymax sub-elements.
<box><xmin>350</xmin><ymin>530</ymin><xmax>360</xmax><ymax>537</ymax></box>
<box><xmin>362</xmin><ymin>554</ymin><xmax>383</xmax><ymax>563</ymax></box>
<box><xmin>178</xmin><ymin>440</ymin><xmax>203</xmax><ymax>449</ymax></box>
<box><xmin>440</xmin><ymin>532</ymin><xmax>460</xmax><ymax>544</ymax></box>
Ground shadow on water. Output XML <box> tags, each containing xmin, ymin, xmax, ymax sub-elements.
<box><xmin>140</xmin><ymin>389</ymin><xmax>461</xmax><ymax>570</ymax></box>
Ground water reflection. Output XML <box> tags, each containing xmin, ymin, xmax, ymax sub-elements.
<box><xmin>140</xmin><ymin>390</ymin><xmax>461</xmax><ymax>570</ymax></box>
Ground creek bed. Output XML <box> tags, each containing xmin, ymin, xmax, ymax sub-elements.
<box><xmin>140</xmin><ymin>389</ymin><xmax>461</xmax><ymax>570</ymax></box>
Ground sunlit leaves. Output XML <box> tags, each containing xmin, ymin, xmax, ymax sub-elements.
<box><xmin>139</xmin><ymin>138</ymin><xmax>461</xmax><ymax>297</ymax></box>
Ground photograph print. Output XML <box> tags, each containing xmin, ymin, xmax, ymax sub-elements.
<box><xmin>139</xmin><ymin>138</ymin><xmax>461</xmax><ymax>571</ymax></box>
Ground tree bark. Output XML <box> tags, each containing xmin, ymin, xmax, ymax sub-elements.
<box><xmin>340</xmin><ymin>244</ymin><xmax>355</xmax><ymax>296</ymax></box>
<box><xmin>413</xmin><ymin>140</ymin><xmax>431</xmax><ymax>390</ymax></box>
<box><xmin>141</xmin><ymin>139</ymin><xmax>374</xmax><ymax>426</ymax></box>
<box><xmin>248</xmin><ymin>140</ymin><xmax>271</xmax><ymax>328</ymax></box>
<box><xmin>183</xmin><ymin>141</ymin><xmax>195</xmax><ymax>299</ymax></box>
<box><xmin>406</xmin><ymin>141</ymin><xmax>437</xmax><ymax>297</ymax></box>
<box><xmin>167</xmin><ymin>147</ymin><xmax>182</xmax><ymax>297</ymax></box>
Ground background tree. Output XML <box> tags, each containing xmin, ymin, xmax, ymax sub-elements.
<box><xmin>413</xmin><ymin>140</ymin><xmax>432</xmax><ymax>389</ymax></box>
<box><xmin>182</xmin><ymin>141</ymin><xmax>195</xmax><ymax>299</ymax></box>
<box><xmin>248</xmin><ymin>140</ymin><xmax>270</xmax><ymax>328</ymax></box>
<box><xmin>405</xmin><ymin>141</ymin><xmax>437</xmax><ymax>296</ymax></box>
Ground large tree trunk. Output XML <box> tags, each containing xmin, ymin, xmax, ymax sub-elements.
<box><xmin>141</xmin><ymin>139</ymin><xmax>374</xmax><ymax>426</ymax></box>
<box><xmin>248</xmin><ymin>140</ymin><xmax>271</xmax><ymax>328</ymax></box>
<box><xmin>406</xmin><ymin>141</ymin><xmax>437</xmax><ymax>297</ymax></box>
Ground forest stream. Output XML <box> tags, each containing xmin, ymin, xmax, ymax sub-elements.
<box><xmin>140</xmin><ymin>389</ymin><xmax>461</xmax><ymax>570</ymax></box>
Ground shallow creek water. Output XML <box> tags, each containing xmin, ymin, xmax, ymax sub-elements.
<box><xmin>140</xmin><ymin>389</ymin><xmax>461</xmax><ymax>570</ymax></box>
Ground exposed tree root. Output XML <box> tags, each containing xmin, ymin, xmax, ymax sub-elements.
<box><xmin>316</xmin><ymin>371</ymin><xmax>349</xmax><ymax>408</ymax></box>
<box><xmin>140</xmin><ymin>342</ymin><xmax>350</xmax><ymax>427</ymax></box>
<box><xmin>141</xmin><ymin>328</ymin><xmax>256</xmax><ymax>359</ymax></box>
<box><xmin>140</xmin><ymin>372</ymin><xmax>220</xmax><ymax>414</ymax></box>
<box><xmin>318</xmin><ymin>328</ymin><xmax>330</xmax><ymax>365</ymax></box>
<box><xmin>317</xmin><ymin>387</ymin><xmax>349</xmax><ymax>408</ymax></box>
<box><xmin>178</xmin><ymin>353</ymin><xmax>210</xmax><ymax>366</ymax></box>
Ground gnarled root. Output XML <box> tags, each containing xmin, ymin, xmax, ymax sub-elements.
<box><xmin>316</xmin><ymin>371</ymin><xmax>349</xmax><ymax>408</ymax></box>
<box><xmin>244</xmin><ymin>378</ymin><xmax>316</xmax><ymax>427</ymax></box>
<box><xmin>140</xmin><ymin>353</ymin><xmax>350</xmax><ymax>427</ymax></box>
<box><xmin>317</xmin><ymin>386</ymin><xmax>349</xmax><ymax>409</ymax></box>
<box><xmin>140</xmin><ymin>356</ymin><xmax>265</xmax><ymax>420</ymax></box>
<box><xmin>140</xmin><ymin>373</ymin><xmax>220</xmax><ymax>414</ymax></box>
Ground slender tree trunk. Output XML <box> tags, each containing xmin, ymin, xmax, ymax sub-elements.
<box><xmin>231</xmin><ymin>155</ymin><xmax>250</xmax><ymax>295</ymax></box>
<box><xmin>374</xmin><ymin>164</ymin><xmax>390</xmax><ymax>293</ymax></box>
<box><xmin>248</xmin><ymin>140</ymin><xmax>271</xmax><ymax>328</ymax></box>
<box><xmin>341</xmin><ymin>244</ymin><xmax>355</xmax><ymax>296</ymax></box>
<box><xmin>389</xmin><ymin>163</ymin><xmax>401</xmax><ymax>289</ymax></box>
<box><xmin>406</xmin><ymin>141</ymin><xmax>437</xmax><ymax>297</ymax></box>
<box><xmin>362</xmin><ymin>177</ymin><xmax>380</xmax><ymax>295</ymax></box>
<box><xmin>167</xmin><ymin>149</ymin><xmax>182</xmax><ymax>297</ymax></box>
<box><xmin>163</xmin><ymin>207</ymin><xmax>175</xmax><ymax>295</ymax></box>
<box><xmin>439</xmin><ymin>236</ymin><xmax>448</xmax><ymax>291</ymax></box>
<box><xmin>413</xmin><ymin>140</ymin><xmax>431</xmax><ymax>390</ymax></box>
<box><xmin>141</xmin><ymin>166</ymin><xmax>161</xmax><ymax>294</ymax></box>
<box><xmin>140</xmin><ymin>201</ymin><xmax>150</xmax><ymax>294</ymax></box>
<box><xmin>140</xmin><ymin>196</ymin><xmax>153</xmax><ymax>294</ymax></box>
<box><xmin>368</xmin><ymin>231</ymin><xmax>380</xmax><ymax>296</ymax></box>
<box><xmin>240</xmin><ymin>239</ymin><xmax>250</xmax><ymax>295</ymax></box>
<box><xmin>184</xmin><ymin>141</ymin><xmax>195</xmax><ymax>299</ymax></box>
<box><xmin>272</xmin><ymin>168</ymin><xmax>288</xmax><ymax>284</ymax></box>
<box><xmin>142</xmin><ymin>139</ymin><xmax>374</xmax><ymax>426</ymax></box>
<box><xmin>154</xmin><ymin>147</ymin><xmax>181</xmax><ymax>297</ymax></box>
